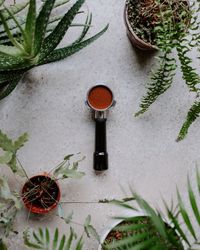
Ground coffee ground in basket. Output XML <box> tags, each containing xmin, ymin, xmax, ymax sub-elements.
<box><xmin>88</xmin><ymin>86</ymin><xmax>113</xmax><ymax>110</ymax></box>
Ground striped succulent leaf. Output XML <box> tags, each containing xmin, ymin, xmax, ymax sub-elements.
<box><xmin>39</xmin><ymin>0</ymin><xmax>85</xmax><ymax>60</ymax></box>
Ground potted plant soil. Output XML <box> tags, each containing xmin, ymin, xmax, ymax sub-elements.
<box><xmin>0</xmin><ymin>130</ymin><xmax>85</xmax><ymax>247</ymax></box>
<box><xmin>21</xmin><ymin>174</ymin><xmax>61</xmax><ymax>214</ymax></box>
<box><xmin>124</xmin><ymin>0</ymin><xmax>189</xmax><ymax>50</ymax></box>
<box><xmin>99</xmin><ymin>168</ymin><xmax>200</xmax><ymax>250</ymax></box>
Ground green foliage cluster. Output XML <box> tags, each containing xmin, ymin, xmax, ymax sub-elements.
<box><xmin>23</xmin><ymin>227</ymin><xmax>84</xmax><ymax>250</ymax></box>
<box><xmin>0</xmin><ymin>0</ymin><xmax>108</xmax><ymax>100</ymax></box>
<box><xmin>132</xmin><ymin>0</ymin><xmax>200</xmax><ymax>140</ymax></box>
<box><xmin>0</xmin><ymin>130</ymin><xmax>89</xmax><ymax>249</ymax></box>
<box><xmin>103</xmin><ymin>169</ymin><xmax>200</xmax><ymax>250</ymax></box>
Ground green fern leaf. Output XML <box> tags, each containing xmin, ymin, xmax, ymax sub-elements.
<box><xmin>177</xmin><ymin>100</ymin><xmax>200</xmax><ymax>141</ymax></box>
<box><xmin>177</xmin><ymin>40</ymin><xmax>200</xmax><ymax>92</ymax></box>
<box><xmin>135</xmin><ymin>52</ymin><xmax>176</xmax><ymax>116</ymax></box>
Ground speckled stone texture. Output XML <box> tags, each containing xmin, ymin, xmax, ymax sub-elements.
<box><xmin>1</xmin><ymin>0</ymin><xmax>200</xmax><ymax>249</ymax></box>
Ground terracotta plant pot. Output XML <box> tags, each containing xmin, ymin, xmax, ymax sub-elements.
<box><xmin>22</xmin><ymin>174</ymin><xmax>61</xmax><ymax>214</ymax></box>
<box><xmin>124</xmin><ymin>3</ymin><xmax>157</xmax><ymax>51</ymax></box>
<box><xmin>124</xmin><ymin>1</ymin><xmax>190</xmax><ymax>51</ymax></box>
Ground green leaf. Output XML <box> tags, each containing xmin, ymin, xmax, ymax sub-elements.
<box><xmin>64</xmin><ymin>154</ymin><xmax>74</xmax><ymax>161</ymax></box>
<box><xmin>0</xmin><ymin>176</ymin><xmax>21</xmax><ymax>209</ymax></box>
<box><xmin>0</xmin><ymin>130</ymin><xmax>14</xmax><ymax>152</ymax></box>
<box><xmin>0</xmin><ymin>1</ymin><xmax>29</xmax><ymax>21</ymax></box>
<box><xmin>0</xmin><ymin>151</ymin><xmax>13</xmax><ymax>164</ymax></box>
<box><xmin>0</xmin><ymin>75</ymin><xmax>22</xmax><ymax>100</ymax></box>
<box><xmin>187</xmin><ymin>176</ymin><xmax>200</xmax><ymax>226</ymax></box>
<box><xmin>75</xmin><ymin>236</ymin><xmax>83</xmax><ymax>250</ymax></box>
<box><xmin>0</xmin><ymin>239</ymin><xmax>7</xmax><ymax>250</ymax></box>
<box><xmin>34</xmin><ymin>0</ymin><xmax>56</xmax><ymax>55</ymax></box>
<box><xmin>0</xmin><ymin>52</ymin><xmax>30</xmax><ymax>71</ymax></box>
<box><xmin>0</xmin><ymin>0</ymin><xmax>5</xmax><ymax>7</ymax></box>
<box><xmin>135</xmin><ymin>52</ymin><xmax>176</xmax><ymax>117</ymax></box>
<box><xmin>24</xmin><ymin>0</ymin><xmax>36</xmax><ymax>54</ymax></box>
<box><xmin>177</xmin><ymin>100</ymin><xmax>200</xmax><ymax>141</ymax></box>
<box><xmin>53</xmin><ymin>228</ymin><xmax>59</xmax><ymax>250</ymax></box>
<box><xmin>85</xmin><ymin>225</ymin><xmax>100</xmax><ymax>243</ymax></box>
<box><xmin>53</xmin><ymin>156</ymin><xmax>85</xmax><ymax>180</ymax></box>
<box><xmin>0</xmin><ymin>10</ymin><xmax>22</xmax><ymax>50</ymax></box>
<box><xmin>45</xmin><ymin>228</ymin><xmax>50</xmax><ymax>248</ymax></box>
<box><xmin>64</xmin><ymin>227</ymin><xmax>75</xmax><ymax>250</ymax></box>
<box><xmin>0</xmin><ymin>45</ymin><xmax>22</xmax><ymax>56</ymax></box>
<box><xmin>40</xmin><ymin>24</ymin><xmax>109</xmax><ymax>65</ymax></box>
<box><xmin>39</xmin><ymin>0</ymin><xmax>85</xmax><ymax>60</ymax></box>
<box><xmin>177</xmin><ymin>189</ymin><xmax>197</xmax><ymax>240</ymax></box>
<box><xmin>58</xmin><ymin>235</ymin><xmax>66</xmax><ymax>250</ymax></box>
<box><xmin>14</xmin><ymin>132</ymin><xmax>28</xmax><ymax>150</ymax></box>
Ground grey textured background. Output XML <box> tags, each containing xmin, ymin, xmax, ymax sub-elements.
<box><xmin>1</xmin><ymin>0</ymin><xmax>199</xmax><ymax>249</ymax></box>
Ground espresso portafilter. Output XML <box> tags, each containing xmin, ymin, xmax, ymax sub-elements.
<box><xmin>86</xmin><ymin>85</ymin><xmax>115</xmax><ymax>171</ymax></box>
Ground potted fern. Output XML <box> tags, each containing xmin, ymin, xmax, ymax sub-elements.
<box><xmin>0</xmin><ymin>0</ymin><xmax>108</xmax><ymax>100</ymax></box>
<box><xmin>99</xmin><ymin>169</ymin><xmax>200</xmax><ymax>249</ymax></box>
<box><xmin>125</xmin><ymin>0</ymin><xmax>200</xmax><ymax>141</ymax></box>
<box><xmin>0</xmin><ymin>130</ymin><xmax>85</xmax><ymax>248</ymax></box>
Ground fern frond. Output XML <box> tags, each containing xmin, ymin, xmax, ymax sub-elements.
<box><xmin>177</xmin><ymin>39</ymin><xmax>200</xmax><ymax>92</ymax></box>
<box><xmin>135</xmin><ymin>52</ymin><xmax>176</xmax><ymax>116</ymax></box>
<box><xmin>177</xmin><ymin>99</ymin><xmax>200</xmax><ymax>141</ymax></box>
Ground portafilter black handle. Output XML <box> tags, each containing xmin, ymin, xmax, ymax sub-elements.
<box><xmin>94</xmin><ymin>118</ymin><xmax>108</xmax><ymax>171</ymax></box>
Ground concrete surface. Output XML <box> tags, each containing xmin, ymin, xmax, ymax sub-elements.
<box><xmin>1</xmin><ymin>0</ymin><xmax>200</xmax><ymax>249</ymax></box>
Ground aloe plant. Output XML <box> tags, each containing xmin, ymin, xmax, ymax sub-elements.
<box><xmin>0</xmin><ymin>0</ymin><xmax>108</xmax><ymax>99</ymax></box>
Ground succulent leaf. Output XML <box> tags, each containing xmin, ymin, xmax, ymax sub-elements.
<box><xmin>39</xmin><ymin>0</ymin><xmax>85</xmax><ymax>60</ymax></box>
<box><xmin>40</xmin><ymin>24</ymin><xmax>109</xmax><ymax>64</ymax></box>
<box><xmin>25</xmin><ymin>0</ymin><xmax>36</xmax><ymax>54</ymax></box>
<box><xmin>34</xmin><ymin>0</ymin><xmax>56</xmax><ymax>55</ymax></box>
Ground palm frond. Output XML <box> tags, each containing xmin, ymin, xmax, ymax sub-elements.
<box><xmin>23</xmin><ymin>227</ymin><xmax>84</xmax><ymax>250</ymax></box>
<box><xmin>105</xmin><ymin>169</ymin><xmax>200</xmax><ymax>250</ymax></box>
